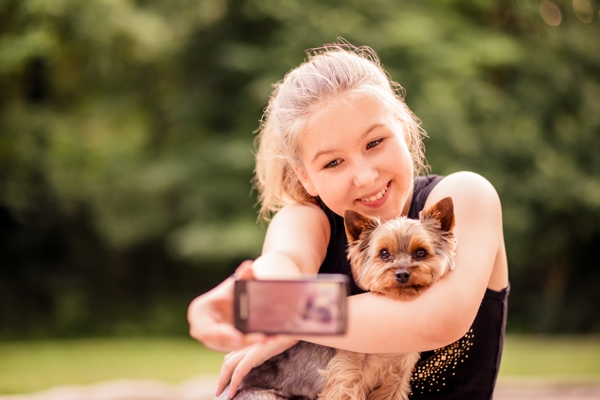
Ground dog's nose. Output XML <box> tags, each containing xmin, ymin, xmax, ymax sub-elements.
<box><xmin>395</xmin><ymin>269</ymin><xmax>410</xmax><ymax>284</ymax></box>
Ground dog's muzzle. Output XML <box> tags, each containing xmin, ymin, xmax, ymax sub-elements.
<box><xmin>395</xmin><ymin>269</ymin><xmax>411</xmax><ymax>284</ymax></box>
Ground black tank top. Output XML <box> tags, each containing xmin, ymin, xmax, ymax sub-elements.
<box><xmin>317</xmin><ymin>175</ymin><xmax>509</xmax><ymax>400</ymax></box>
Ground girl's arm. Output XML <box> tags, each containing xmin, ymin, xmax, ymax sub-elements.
<box><xmin>191</xmin><ymin>201</ymin><xmax>332</xmax><ymax>397</ymax></box>
<box><xmin>297</xmin><ymin>171</ymin><xmax>507</xmax><ymax>353</ymax></box>
<box><xmin>192</xmin><ymin>172</ymin><xmax>505</xmax><ymax>354</ymax></box>
<box><xmin>188</xmin><ymin>200</ymin><xmax>331</xmax><ymax>353</ymax></box>
<box><xmin>192</xmin><ymin>171</ymin><xmax>506</xmax><ymax>395</ymax></box>
<box><xmin>251</xmin><ymin>200</ymin><xmax>330</xmax><ymax>278</ymax></box>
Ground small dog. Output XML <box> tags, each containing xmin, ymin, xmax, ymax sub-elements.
<box><xmin>217</xmin><ymin>197</ymin><xmax>457</xmax><ymax>400</ymax></box>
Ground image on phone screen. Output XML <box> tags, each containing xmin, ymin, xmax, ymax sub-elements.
<box><xmin>236</xmin><ymin>276</ymin><xmax>347</xmax><ymax>335</ymax></box>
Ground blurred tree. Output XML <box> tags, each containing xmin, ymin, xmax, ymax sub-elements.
<box><xmin>0</xmin><ymin>0</ymin><xmax>598</xmax><ymax>337</ymax></box>
<box><xmin>0</xmin><ymin>0</ymin><xmax>266</xmax><ymax>337</ymax></box>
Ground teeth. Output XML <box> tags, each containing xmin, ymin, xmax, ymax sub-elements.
<box><xmin>361</xmin><ymin>184</ymin><xmax>388</xmax><ymax>203</ymax></box>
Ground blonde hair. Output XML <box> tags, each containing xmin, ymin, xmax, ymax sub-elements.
<box><xmin>253</xmin><ymin>43</ymin><xmax>428</xmax><ymax>221</ymax></box>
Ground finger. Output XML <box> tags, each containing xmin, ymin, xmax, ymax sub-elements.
<box><xmin>200</xmin><ymin>324</ymin><xmax>247</xmax><ymax>352</ymax></box>
<box><xmin>215</xmin><ymin>383</ymin><xmax>230</xmax><ymax>400</ymax></box>
<box><xmin>241</xmin><ymin>332</ymin><xmax>268</xmax><ymax>346</ymax></box>
<box><xmin>204</xmin><ymin>327</ymin><xmax>267</xmax><ymax>353</ymax></box>
<box><xmin>228</xmin><ymin>346</ymin><xmax>265</xmax><ymax>398</ymax></box>
<box><xmin>234</xmin><ymin>259</ymin><xmax>256</xmax><ymax>280</ymax></box>
<box><xmin>222</xmin><ymin>348</ymin><xmax>242</xmax><ymax>363</ymax></box>
<box><xmin>187</xmin><ymin>277</ymin><xmax>236</xmax><ymax>333</ymax></box>
<box><xmin>227</xmin><ymin>338</ymin><xmax>299</xmax><ymax>398</ymax></box>
<box><xmin>217</xmin><ymin>351</ymin><xmax>246</xmax><ymax>395</ymax></box>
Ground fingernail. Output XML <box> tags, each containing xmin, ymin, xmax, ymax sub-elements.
<box><xmin>228</xmin><ymin>391</ymin><xmax>233</xmax><ymax>399</ymax></box>
<box><xmin>215</xmin><ymin>389</ymin><xmax>220</xmax><ymax>396</ymax></box>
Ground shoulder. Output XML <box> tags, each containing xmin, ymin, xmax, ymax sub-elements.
<box><xmin>427</xmin><ymin>172</ymin><xmax>501</xmax><ymax>213</ymax></box>
<box><xmin>427</xmin><ymin>171</ymin><xmax>503</xmax><ymax>246</ymax></box>
<box><xmin>267</xmin><ymin>203</ymin><xmax>330</xmax><ymax>246</ymax></box>
<box><xmin>263</xmin><ymin>201</ymin><xmax>331</xmax><ymax>275</ymax></box>
<box><xmin>267</xmin><ymin>201</ymin><xmax>331</xmax><ymax>250</ymax></box>
<box><xmin>272</xmin><ymin>201</ymin><xmax>331</xmax><ymax>227</ymax></box>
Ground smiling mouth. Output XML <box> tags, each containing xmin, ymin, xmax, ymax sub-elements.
<box><xmin>360</xmin><ymin>183</ymin><xmax>389</xmax><ymax>203</ymax></box>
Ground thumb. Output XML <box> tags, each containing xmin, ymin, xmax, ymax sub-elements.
<box><xmin>234</xmin><ymin>260</ymin><xmax>255</xmax><ymax>280</ymax></box>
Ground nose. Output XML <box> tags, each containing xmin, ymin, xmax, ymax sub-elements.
<box><xmin>352</xmin><ymin>159</ymin><xmax>378</xmax><ymax>188</ymax></box>
<box><xmin>395</xmin><ymin>269</ymin><xmax>411</xmax><ymax>284</ymax></box>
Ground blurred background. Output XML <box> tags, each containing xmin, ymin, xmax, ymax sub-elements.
<box><xmin>1</xmin><ymin>0</ymin><xmax>600</xmax><ymax>394</ymax></box>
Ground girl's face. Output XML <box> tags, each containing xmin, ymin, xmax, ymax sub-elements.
<box><xmin>294</xmin><ymin>94</ymin><xmax>414</xmax><ymax>222</ymax></box>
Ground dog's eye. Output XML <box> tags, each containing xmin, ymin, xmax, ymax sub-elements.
<box><xmin>379</xmin><ymin>249</ymin><xmax>392</xmax><ymax>261</ymax></box>
<box><xmin>413</xmin><ymin>248</ymin><xmax>428</xmax><ymax>260</ymax></box>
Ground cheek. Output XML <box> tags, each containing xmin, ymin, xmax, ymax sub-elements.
<box><xmin>313</xmin><ymin>174</ymin><xmax>354</xmax><ymax>211</ymax></box>
<box><xmin>314</xmin><ymin>176</ymin><xmax>343</xmax><ymax>199</ymax></box>
<box><xmin>388</xmin><ymin>141</ymin><xmax>413</xmax><ymax>177</ymax></box>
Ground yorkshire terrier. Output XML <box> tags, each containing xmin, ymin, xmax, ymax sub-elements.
<box><xmin>217</xmin><ymin>197</ymin><xmax>457</xmax><ymax>400</ymax></box>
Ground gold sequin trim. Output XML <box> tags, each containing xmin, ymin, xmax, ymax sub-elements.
<box><xmin>409</xmin><ymin>329</ymin><xmax>474</xmax><ymax>396</ymax></box>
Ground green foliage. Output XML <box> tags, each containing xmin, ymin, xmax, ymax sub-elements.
<box><xmin>0</xmin><ymin>0</ymin><xmax>599</xmax><ymax>337</ymax></box>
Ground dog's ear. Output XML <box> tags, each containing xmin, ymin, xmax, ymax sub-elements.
<box><xmin>420</xmin><ymin>197</ymin><xmax>455</xmax><ymax>232</ymax></box>
<box><xmin>344</xmin><ymin>209</ymin><xmax>379</xmax><ymax>242</ymax></box>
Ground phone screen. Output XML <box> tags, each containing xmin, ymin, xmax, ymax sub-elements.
<box><xmin>234</xmin><ymin>275</ymin><xmax>348</xmax><ymax>335</ymax></box>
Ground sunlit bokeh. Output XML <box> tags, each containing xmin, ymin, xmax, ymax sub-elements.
<box><xmin>539</xmin><ymin>0</ymin><xmax>562</xmax><ymax>26</ymax></box>
<box><xmin>573</xmin><ymin>0</ymin><xmax>594</xmax><ymax>23</ymax></box>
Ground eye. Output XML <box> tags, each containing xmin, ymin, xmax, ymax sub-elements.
<box><xmin>324</xmin><ymin>159</ymin><xmax>342</xmax><ymax>169</ymax></box>
<box><xmin>413</xmin><ymin>248</ymin><xmax>428</xmax><ymax>260</ymax></box>
<box><xmin>366</xmin><ymin>138</ymin><xmax>383</xmax><ymax>150</ymax></box>
<box><xmin>379</xmin><ymin>249</ymin><xmax>392</xmax><ymax>261</ymax></box>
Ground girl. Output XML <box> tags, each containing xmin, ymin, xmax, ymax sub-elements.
<box><xmin>188</xmin><ymin>43</ymin><xmax>509</xmax><ymax>399</ymax></box>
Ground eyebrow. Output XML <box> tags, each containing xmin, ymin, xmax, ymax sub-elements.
<box><xmin>311</xmin><ymin>123</ymin><xmax>385</xmax><ymax>163</ymax></box>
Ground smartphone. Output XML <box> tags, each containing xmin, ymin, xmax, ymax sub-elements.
<box><xmin>234</xmin><ymin>274</ymin><xmax>349</xmax><ymax>335</ymax></box>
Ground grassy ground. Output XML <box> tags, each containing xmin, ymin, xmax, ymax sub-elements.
<box><xmin>1</xmin><ymin>335</ymin><xmax>599</xmax><ymax>394</ymax></box>
<box><xmin>499</xmin><ymin>335</ymin><xmax>600</xmax><ymax>383</ymax></box>
<box><xmin>0</xmin><ymin>338</ymin><xmax>223</xmax><ymax>394</ymax></box>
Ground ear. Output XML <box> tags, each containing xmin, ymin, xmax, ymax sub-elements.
<box><xmin>344</xmin><ymin>209</ymin><xmax>379</xmax><ymax>242</ymax></box>
<box><xmin>420</xmin><ymin>197</ymin><xmax>455</xmax><ymax>232</ymax></box>
<box><xmin>291</xmin><ymin>164</ymin><xmax>318</xmax><ymax>197</ymax></box>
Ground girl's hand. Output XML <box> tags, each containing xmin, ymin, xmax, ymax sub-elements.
<box><xmin>187</xmin><ymin>261</ymin><xmax>266</xmax><ymax>353</ymax></box>
<box><xmin>216</xmin><ymin>337</ymin><xmax>299</xmax><ymax>398</ymax></box>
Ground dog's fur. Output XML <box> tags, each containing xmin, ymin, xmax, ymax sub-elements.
<box><xmin>217</xmin><ymin>197</ymin><xmax>457</xmax><ymax>400</ymax></box>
